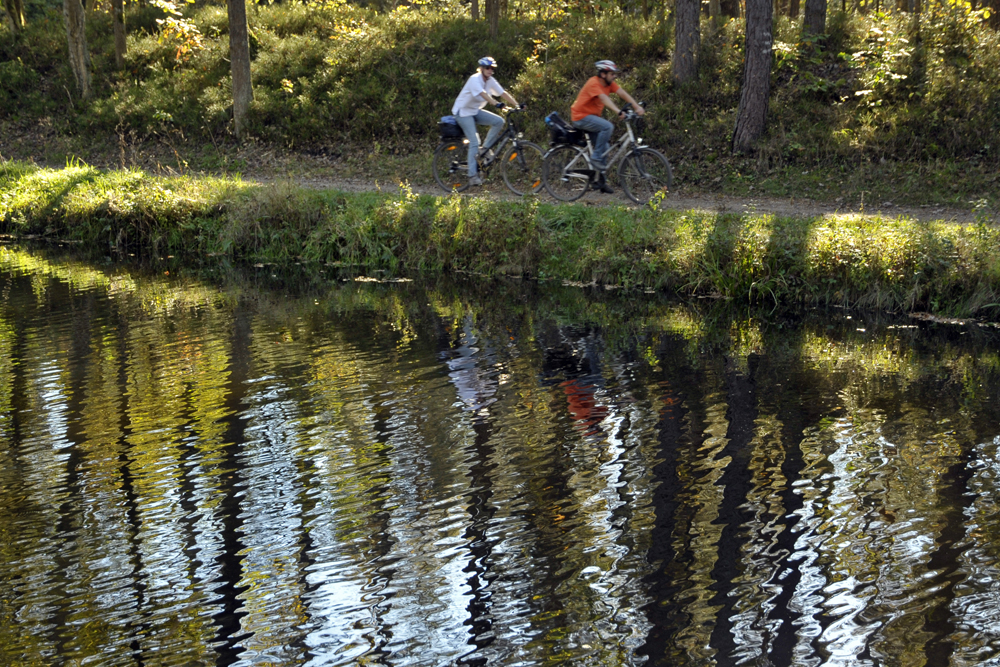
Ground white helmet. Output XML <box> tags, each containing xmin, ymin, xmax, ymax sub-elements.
<box><xmin>596</xmin><ymin>60</ymin><xmax>619</xmax><ymax>73</ymax></box>
<box><xmin>478</xmin><ymin>56</ymin><xmax>498</xmax><ymax>69</ymax></box>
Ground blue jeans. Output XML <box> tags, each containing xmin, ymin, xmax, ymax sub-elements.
<box><xmin>572</xmin><ymin>115</ymin><xmax>614</xmax><ymax>171</ymax></box>
<box><xmin>456</xmin><ymin>110</ymin><xmax>504</xmax><ymax>176</ymax></box>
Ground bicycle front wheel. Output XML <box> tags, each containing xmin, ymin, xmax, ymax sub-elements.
<box><xmin>500</xmin><ymin>141</ymin><xmax>544</xmax><ymax>196</ymax></box>
<box><xmin>543</xmin><ymin>145</ymin><xmax>591</xmax><ymax>202</ymax></box>
<box><xmin>619</xmin><ymin>147</ymin><xmax>674</xmax><ymax>206</ymax></box>
<box><xmin>433</xmin><ymin>140</ymin><xmax>471</xmax><ymax>193</ymax></box>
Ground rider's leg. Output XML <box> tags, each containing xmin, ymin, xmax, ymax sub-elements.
<box><xmin>474</xmin><ymin>109</ymin><xmax>505</xmax><ymax>153</ymax></box>
<box><xmin>455</xmin><ymin>114</ymin><xmax>480</xmax><ymax>177</ymax></box>
<box><xmin>571</xmin><ymin>115</ymin><xmax>613</xmax><ymax>171</ymax></box>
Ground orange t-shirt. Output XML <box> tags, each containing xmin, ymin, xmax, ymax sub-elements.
<box><xmin>570</xmin><ymin>76</ymin><xmax>620</xmax><ymax>122</ymax></box>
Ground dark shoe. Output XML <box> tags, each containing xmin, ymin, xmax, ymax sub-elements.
<box><xmin>467</xmin><ymin>175</ymin><xmax>483</xmax><ymax>186</ymax></box>
<box><xmin>592</xmin><ymin>173</ymin><xmax>614</xmax><ymax>194</ymax></box>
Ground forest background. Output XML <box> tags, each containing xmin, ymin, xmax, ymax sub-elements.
<box><xmin>1</xmin><ymin>0</ymin><xmax>999</xmax><ymax>209</ymax></box>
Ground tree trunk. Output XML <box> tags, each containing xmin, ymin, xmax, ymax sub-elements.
<box><xmin>674</xmin><ymin>0</ymin><xmax>700</xmax><ymax>83</ymax></box>
<box><xmin>720</xmin><ymin>0</ymin><xmax>741</xmax><ymax>17</ymax></box>
<box><xmin>227</xmin><ymin>0</ymin><xmax>254</xmax><ymax>140</ymax></box>
<box><xmin>990</xmin><ymin>0</ymin><xmax>1000</xmax><ymax>29</ymax></box>
<box><xmin>112</xmin><ymin>0</ymin><xmax>126</xmax><ymax>71</ymax></box>
<box><xmin>802</xmin><ymin>0</ymin><xmax>826</xmax><ymax>35</ymax></box>
<box><xmin>471</xmin><ymin>0</ymin><xmax>479</xmax><ymax>21</ymax></box>
<box><xmin>4</xmin><ymin>0</ymin><xmax>25</xmax><ymax>33</ymax></box>
<box><xmin>731</xmin><ymin>0</ymin><xmax>773</xmax><ymax>153</ymax></box>
<box><xmin>788</xmin><ymin>0</ymin><xmax>800</xmax><ymax>18</ymax></box>
<box><xmin>486</xmin><ymin>0</ymin><xmax>498</xmax><ymax>39</ymax></box>
<box><xmin>63</xmin><ymin>0</ymin><xmax>92</xmax><ymax>101</ymax></box>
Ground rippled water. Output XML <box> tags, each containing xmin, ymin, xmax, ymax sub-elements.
<box><xmin>2</xmin><ymin>245</ymin><xmax>1000</xmax><ymax>666</ymax></box>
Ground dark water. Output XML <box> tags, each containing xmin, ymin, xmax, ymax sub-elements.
<box><xmin>2</xmin><ymin>245</ymin><xmax>1000</xmax><ymax>667</ymax></box>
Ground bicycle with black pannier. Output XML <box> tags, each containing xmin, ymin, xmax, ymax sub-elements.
<box><xmin>541</xmin><ymin>103</ymin><xmax>673</xmax><ymax>205</ymax></box>
<box><xmin>432</xmin><ymin>106</ymin><xmax>544</xmax><ymax>195</ymax></box>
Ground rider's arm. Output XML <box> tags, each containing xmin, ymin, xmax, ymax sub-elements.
<box><xmin>500</xmin><ymin>92</ymin><xmax>518</xmax><ymax>107</ymax></box>
<box><xmin>597</xmin><ymin>93</ymin><xmax>622</xmax><ymax>117</ymax></box>
<box><xmin>616</xmin><ymin>88</ymin><xmax>646</xmax><ymax>116</ymax></box>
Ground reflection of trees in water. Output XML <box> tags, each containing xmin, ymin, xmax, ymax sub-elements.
<box><xmin>2</xmin><ymin>252</ymin><xmax>1000</xmax><ymax>665</ymax></box>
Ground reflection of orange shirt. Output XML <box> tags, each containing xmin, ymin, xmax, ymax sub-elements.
<box><xmin>571</xmin><ymin>76</ymin><xmax>620</xmax><ymax>121</ymax></box>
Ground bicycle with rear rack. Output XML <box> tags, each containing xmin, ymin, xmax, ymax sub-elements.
<box><xmin>541</xmin><ymin>102</ymin><xmax>674</xmax><ymax>206</ymax></box>
<box><xmin>432</xmin><ymin>106</ymin><xmax>544</xmax><ymax>195</ymax></box>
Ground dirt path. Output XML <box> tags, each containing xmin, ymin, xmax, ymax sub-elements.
<box><xmin>261</xmin><ymin>173</ymin><xmax>986</xmax><ymax>224</ymax></box>
<box><xmin>1</xmin><ymin>127</ymin><xmax>986</xmax><ymax>224</ymax></box>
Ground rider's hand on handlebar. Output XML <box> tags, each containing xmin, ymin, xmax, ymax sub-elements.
<box><xmin>495</xmin><ymin>102</ymin><xmax>505</xmax><ymax>109</ymax></box>
<box><xmin>519</xmin><ymin>102</ymin><xmax>527</xmax><ymax>110</ymax></box>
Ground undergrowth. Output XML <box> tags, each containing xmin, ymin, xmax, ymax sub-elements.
<box><xmin>0</xmin><ymin>0</ymin><xmax>998</xmax><ymax>210</ymax></box>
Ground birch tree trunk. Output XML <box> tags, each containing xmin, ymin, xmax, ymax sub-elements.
<box><xmin>731</xmin><ymin>0</ymin><xmax>773</xmax><ymax>153</ymax></box>
<box><xmin>112</xmin><ymin>0</ymin><xmax>126</xmax><ymax>71</ymax></box>
<box><xmin>802</xmin><ymin>0</ymin><xmax>826</xmax><ymax>36</ymax></box>
<box><xmin>63</xmin><ymin>0</ymin><xmax>92</xmax><ymax>101</ymax></box>
<box><xmin>227</xmin><ymin>0</ymin><xmax>254</xmax><ymax>140</ymax></box>
<box><xmin>673</xmin><ymin>0</ymin><xmax>700</xmax><ymax>83</ymax></box>
<box><xmin>4</xmin><ymin>0</ymin><xmax>25</xmax><ymax>34</ymax></box>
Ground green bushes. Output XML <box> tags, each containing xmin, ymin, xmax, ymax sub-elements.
<box><xmin>2</xmin><ymin>0</ymin><xmax>999</xmax><ymax>178</ymax></box>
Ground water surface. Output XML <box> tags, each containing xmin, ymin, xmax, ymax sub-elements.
<box><xmin>1</xmin><ymin>245</ymin><xmax>999</xmax><ymax>666</ymax></box>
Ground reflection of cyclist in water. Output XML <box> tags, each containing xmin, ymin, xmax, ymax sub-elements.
<box><xmin>570</xmin><ymin>60</ymin><xmax>645</xmax><ymax>194</ymax></box>
<box><xmin>452</xmin><ymin>56</ymin><xmax>522</xmax><ymax>186</ymax></box>
<box><xmin>537</xmin><ymin>325</ymin><xmax>610</xmax><ymax>437</ymax></box>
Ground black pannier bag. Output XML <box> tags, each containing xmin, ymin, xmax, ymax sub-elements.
<box><xmin>439</xmin><ymin>115</ymin><xmax>464</xmax><ymax>138</ymax></box>
<box><xmin>544</xmin><ymin>112</ymin><xmax>586</xmax><ymax>146</ymax></box>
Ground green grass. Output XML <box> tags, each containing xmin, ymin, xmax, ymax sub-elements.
<box><xmin>3</xmin><ymin>161</ymin><xmax>999</xmax><ymax>316</ymax></box>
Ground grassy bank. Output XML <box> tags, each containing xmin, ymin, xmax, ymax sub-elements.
<box><xmin>1</xmin><ymin>2</ymin><xmax>999</xmax><ymax>210</ymax></box>
<box><xmin>3</xmin><ymin>161</ymin><xmax>999</xmax><ymax>316</ymax></box>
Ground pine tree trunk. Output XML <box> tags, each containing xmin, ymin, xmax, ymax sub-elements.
<box><xmin>4</xmin><ymin>0</ymin><xmax>25</xmax><ymax>33</ymax></box>
<box><xmin>673</xmin><ymin>0</ymin><xmax>700</xmax><ymax>83</ymax></box>
<box><xmin>227</xmin><ymin>0</ymin><xmax>254</xmax><ymax>140</ymax></box>
<box><xmin>63</xmin><ymin>0</ymin><xmax>91</xmax><ymax>101</ymax></box>
<box><xmin>112</xmin><ymin>0</ymin><xmax>126</xmax><ymax>71</ymax></box>
<box><xmin>788</xmin><ymin>0</ymin><xmax>800</xmax><ymax>19</ymax></box>
<box><xmin>709</xmin><ymin>0</ymin><xmax>722</xmax><ymax>25</ymax></box>
<box><xmin>486</xmin><ymin>0</ymin><xmax>498</xmax><ymax>39</ymax></box>
<box><xmin>471</xmin><ymin>0</ymin><xmax>479</xmax><ymax>21</ymax></box>
<box><xmin>731</xmin><ymin>0</ymin><xmax>773</xmax><ymax>153</ymax></box>
<box><xmin>803</xmin><ymin>0</ymin><xmax>826</xmax><ymax>35</ymax></box>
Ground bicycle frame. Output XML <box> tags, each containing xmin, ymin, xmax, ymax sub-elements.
<box><xmin>439</xmin><ymin>109</ymin><xmax>526</xmax><ymax>174</ymax></box>
<box><xmin>577</xmin><ymin>116</ymin><xmax>642</xmax><ymax>173</ymax></box>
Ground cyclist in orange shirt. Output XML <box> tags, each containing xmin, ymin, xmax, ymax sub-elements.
<box><xmin>570</xmin><ymin>60</ymin><xmax>645</xmax><ymax>193</ymax></box>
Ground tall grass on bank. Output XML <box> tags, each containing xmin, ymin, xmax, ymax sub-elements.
<box><xmin>3</xmin><ymin>161</ymin><xmax>999</xmax><ymax>315</ymax></box>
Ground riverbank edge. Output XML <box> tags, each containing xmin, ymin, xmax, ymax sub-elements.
<box><xmin>2</xmin><ymin>162</ymin><xmax>999</xmax><ymax>316</ymax></box>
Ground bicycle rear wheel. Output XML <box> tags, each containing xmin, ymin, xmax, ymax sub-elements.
<box><xmin>543</xmin><ymin>145</ymin><xmax>591</xmax><ymax>202</ymax></box>
<box><xmin>619</xmin><ymin>147</ymin><xmax>674</xmax><ymax>206</ymax></box>
<box><xmin>500</xmin><ymin>141</ymin><xmax>544</xmax><ymax>196</ymax></box>
<box><xmin>433</xmin><ymin>140</ymin><xmax>471</xmax><ymax>193</ymax></box>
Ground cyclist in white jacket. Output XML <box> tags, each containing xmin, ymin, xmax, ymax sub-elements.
<box><xmin>452</xmin><ymin>56</ymin><xmax>520</xmax><ymax>185</ymax></box>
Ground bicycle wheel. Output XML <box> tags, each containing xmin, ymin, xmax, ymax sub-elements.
<box><xmin>543</xmin><ymin>145</ymin><xmax>591</xmax><ymax>202</ymax></box>
<box><xmin>500</xmin><ymin>141</ymin><xmax>544</xmax><ymax>196</ymax></box>
<box><xmin>433</xmin><ymin>139</ymin><xmax>471</xmax><ymax>193</ymax></box>
<box><xmin>619</xmin><ymin>147</ymin><xmax>674</xmax><ymax>206</ymax></box>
